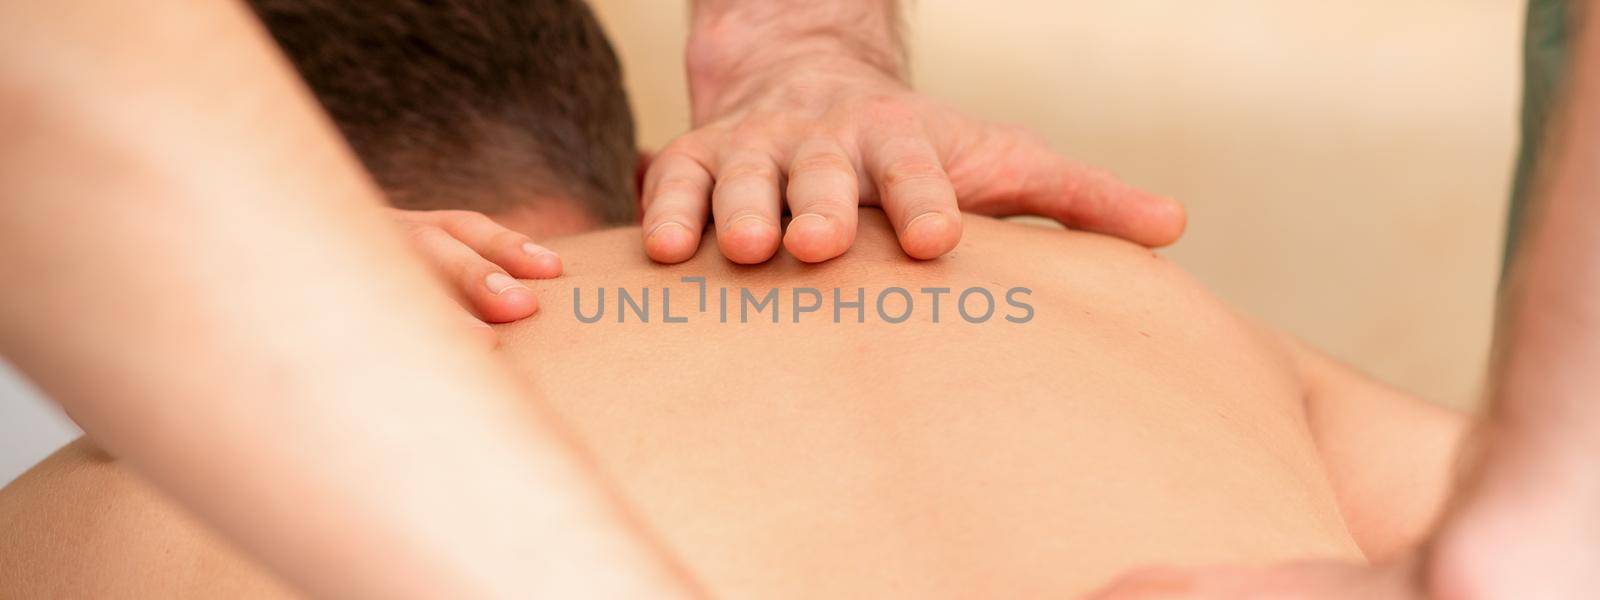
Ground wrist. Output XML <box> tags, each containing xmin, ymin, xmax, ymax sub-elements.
<box><xmin>686</xmin><ymin>5</ymin><xmax>904</xmax><ymax>123</ymax></box>
<box><xmin>689</xmin><ymin>52</ymin><xmax>903</xmax><ymax>124</ymax></box>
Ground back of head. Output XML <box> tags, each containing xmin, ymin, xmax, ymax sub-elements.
<box><xmin>248</xmin><ymin>0</ymin><xmax>638</xmax><ymax>224</ymax></box>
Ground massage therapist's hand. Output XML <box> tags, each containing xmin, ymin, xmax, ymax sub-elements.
<box><xmin>390</xmin><ymin>208</ymin><xmax>562</xmax><ymax>340</ymax></box>
<box><xmin>641</xmin><ymin>0</ymin><xmax>1187</xmax><ymax>265</ymax></box>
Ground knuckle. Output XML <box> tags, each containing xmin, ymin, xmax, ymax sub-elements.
<box><xmin>721</xmin><ymin>206</ymin><xmax>775</xmax><ymax>225</ymax></box>
<box><xmin>728</xmin><ymin>123</ymin><xmax>766</xmax><ymax>144</ymax></box>
<box><xmin>653</xmin><ymin>176</ymin><xmax>706</xmax><ymax>198</ymax></box>
<box><xmin>889</xmin><ymin>187</ymin><xmax>956</xmax><ymax>216</ymax></box>
<box><xmin>661</xmin><ymin>136</ymin><xmax>713</xmax><ymax>163</ymax></box>
<box><xmin>856</xmin><ymin>93</ymin><xmax>911</xmax><ymax>122</ymax></box>
<box><xmin>717</xmin><ymin>161</ymin><xmax>779</xmax><ymax>187</ymax></box>
<box><xmin>881</xmin><ymin>157</ymin><xmax>949</xmax><ymax>189</ymax></box>
<box><xmin>452</xmin><ymin>258</ymin><xmax>497</xmax><ymax>284</ymax></box>
<box><xmin>801</xmin><ymin>118</ymin><xmax>845</xmax><ymax>136</ymax></box>
<box><xmin>796</xmin><ymin>194</ymin><xmax>855</xmax><ymax>215</ymax></box>
<box><xmin>898</xmin><ymin>199</ymin><xmax>947</xmax><ymax>219</ymax></box>
<box><xmin>789</xmin><ymin>151</ymin><xmax>855</xmax><ymax>178</ymax></box>
<box><xmin>730</xmin><ymin>113</ymin><xmax>793</xmax><ymax>141</ymax></box>
<box><xmin>490</xmin><ymin>229</ymin><xmax>530</xmax><ymax>251</ymax></box>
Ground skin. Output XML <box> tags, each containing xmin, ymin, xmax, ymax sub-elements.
<box><xmin>0</xmin><ymin>209</ymin><xmax>1467</xmax><ymax>598</ymax></box>
<box><xmin>399</xmin><ymin>0</ymin><xmax>1188</xmax><ymax>331</ymax></box>
<box><xmin>0</xmin><ymin>1</ymin><xmax>694</xmax><ymax>597</ymax></box>
<box><xmin>5</xmin><ymin>0</ymin><xmax>1592</xmax><ymax>595</ymax></box>
<box><xmin>388</xmin><ymin>208</ymin><xmax>561</xmax><ymax>339</ymax></box>
<box><xmin>509</xmin><ymin>211</ymin><xmax>1466</xmax><ymax>597</ymax></box>
<box><xmin>391</xmin><ymin>197</ymin><xmax>611</xmax><ymax>340</ymax></box>
<box><xmin>642</xmin><ymin>0</ymin><xmax>1187</xmax><ymax>265</ymax></box>
<box><xmin>0</xmin><ymin>0</ymin><xmax>1187</xmax><ymax>592</ymax></box>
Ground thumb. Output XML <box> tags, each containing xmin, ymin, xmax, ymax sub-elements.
<box><xmin>950</xmin><ymin>128</ymin><xmax>1187</xmax><ymax>247</ymax></box>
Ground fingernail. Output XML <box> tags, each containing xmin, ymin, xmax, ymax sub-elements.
<box><xmin>647</xmin><ymin>221</ymin><xmax>686</xmax><ymax>239</ymax></box>
<box><xmin>522</xmin><ymin>242</ymin><xmax>563</xmax><ymax>276</ymax></box>
<box><xmin>521</xmin><ymin>244</ymin><xmax>566</xmax><ymax>276</ymax></box>
<box><xmin>786</xmin><ymin>213</ymin><xmax>833</xmax><ymax>241</ymax></box>
<box><xmin>906</xmin><ymin>211</ymin><xmax>946</xmax><ymax>232</ymax></box>
<box><xmin>790</xmin><ymin>213</ymin><xmax>829</xmax><ymax>227</ymax></box>
<box><xmin>522</xmin><ymin>242</ymin><xmax>554</xmax><ymax>258</ymax></box>
<box><xmin>647</xmin><ymin>221</ymin><xmax>692</xmax><ymax>249</ymax></box>
<box><xmin>726</xmin><ymin>214</ymin><xmax>774</xmax><ymax>237</ymax></box>
<box><xmin>906</xmin><ymin>212</ymin><xmax>959</xmax><ymax>242</ymax></box>
<box><xmin>901</xmin><ymin>212</ymin><xmax>960</xmax><ymax>259</ymax></box>
<box><xmin>485</xmin><ymin>272</ymin><xmax>528</xmax><ymax>295</ymax></box>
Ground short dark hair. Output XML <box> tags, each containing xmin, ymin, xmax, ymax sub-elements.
<box><xmin>248</xmin><ymin>0</ymin><xmax>638</xmax><ymax>223</ymax></box>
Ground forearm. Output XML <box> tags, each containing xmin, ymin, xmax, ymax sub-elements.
<box><xmin>1423</xmin><ymin>1</ymin><xmax>1600</xmax><ymax>592</ymax></box>
<box><xmin>686</xmin><ymin>0</ymin><xmax>905</xmax><ymax>122</ymax></box>
<box><xmin>0</xmin><ymin>2</ymin><xmax>688</xmax><ymax>597</ymax></box>
<box><xmin>1490</xmin><ymin>0</ymin><xmax>1600</xmax><ymax>460</ymax></box>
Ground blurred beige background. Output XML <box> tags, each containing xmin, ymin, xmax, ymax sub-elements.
<box><xmin>591</xmin><ymin>0</ymin><xmax>1522</xmax><ymax>409</ymax></box>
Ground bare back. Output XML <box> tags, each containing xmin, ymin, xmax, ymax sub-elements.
<box><xmin>1</xmin><ymin>210</ymin><xmax>1465</xmax><ymax>598</ymax></box>
<box><xmin>497</xmin><ymin>210</ymin><xmax>1360</xmax><ymax>597</ymax></box>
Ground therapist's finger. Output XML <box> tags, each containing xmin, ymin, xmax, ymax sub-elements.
<box><xmin>425</xmin><ymin>210</ymin><xmax>562</xmax><ymax>279</ymax></box>
<box><xmin>864</xmin><ymin>135</ymin><xmax>962</xmax><ymax>260</ymax></box>
<box><xmin>405</xmin><ymin>223</ymin><xmax>539</xmax><ymax>324</ymax></box>
<box><xmin>640</xmin><ymin>140</ymin><xmax>714</xmax><ymax>264</ymax></box>
<box><xmin>1022</xmin><ymin>154</ymin><xmax>1185</xmax><ymax>247</ymax></box>
<box><xmin>957</xmin><ymin>127</ymin><xmax>1186</xmax><ymax>247</ymax></box>
<box><xmin>425</xmin><ymin>209</ymin><xmax>563</xmax><ymax>281</ymax></box>
<box><xmin>711</xmin><ymin>147</ymin><xmax>784</xmax><ymax>264</ymax></box>
<box><xmin>783</xmin><ymin>139</ymin><xmax>859</xmax><ymax>263</ymax></box>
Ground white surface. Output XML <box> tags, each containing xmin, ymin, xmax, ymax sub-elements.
<box><xmin>0</xmin><ymin>359</ymin><xmax>79</xmax><ymax>486</ymax></box>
